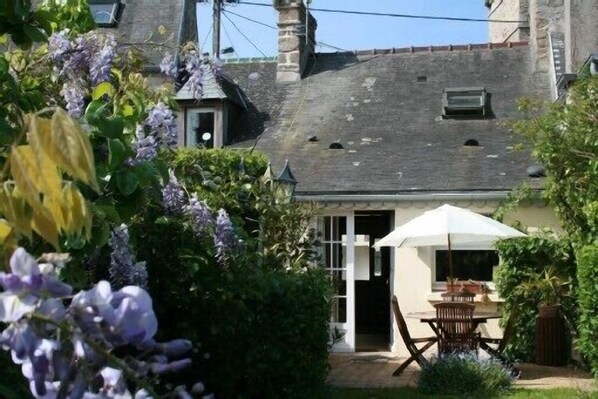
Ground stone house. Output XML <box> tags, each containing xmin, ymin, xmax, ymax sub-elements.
<box><xmin>96</xmin><ymin>0</ymin><xmax>597</xmax><ymax>354</ymax></box>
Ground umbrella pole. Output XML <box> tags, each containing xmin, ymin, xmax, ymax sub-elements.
<box><xmin>448</xmin><ymin>233</ymin><xmax>454</xmax><ymax>293</ymax></box>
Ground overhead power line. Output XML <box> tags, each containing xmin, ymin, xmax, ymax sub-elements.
<box><xmin>222</xmin><ymin>11</ymin><xmax>268</xmax><ymax>57</ymax></box>
<box><xmin>223</xmin><ymin>9</ymin><xmax>349</xmax><ymax>52</ymax></box>
<box><xmin>239</xmin><ymin>1</ymin><xmax>526</xmax><ymax>24</ymax></box>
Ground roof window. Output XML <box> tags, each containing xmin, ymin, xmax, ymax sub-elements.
<box><xmin>442</xmin><ymin>87</ymin><xmax>487</xmax><ymax>117</ymax></box>
<box><xmin>89</xmin><ymin>0</ymin><xmax>120</xmax><ymax>27</ymax></box>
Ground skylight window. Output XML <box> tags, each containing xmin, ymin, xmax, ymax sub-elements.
<box><xmin>442</xmin><ymin>87</ymin><xmax>487</xmax><ymax>117</ymax></box>
<box><xmin>89</xmin><ymin>1</ymin><xmax>120</xmax><ymax>27</ymax></box>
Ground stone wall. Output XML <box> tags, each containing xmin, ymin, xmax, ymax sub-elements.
<box><xmin>487</xmin><ymin>0</ymin><xmax>530</xmax><ymax>43</ymax></box>
<box><xmin>529</xmin><ymin>0</ymin><xmax>565</xmax><ymax>73</ymax></box>
<box><xmin>565</xmin><ymin>0</ymin><xmax>598</xmax><ymax>71</ymax></box>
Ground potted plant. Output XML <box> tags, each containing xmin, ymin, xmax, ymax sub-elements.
<box><xmin>516</xmin><ymin>266</ymin><xmax>571</xmax><ymax>366</ymax></box>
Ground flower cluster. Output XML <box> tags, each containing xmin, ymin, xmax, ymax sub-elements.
<box><xmin>146</xmin><ymin>102</ymin><xmax>177</xmax><ymax>148</ymax></box>
<box><xmin>109</xmin><ymin>224</ymin><xmax>148</xmax><ymax>289</ymax></box>
<box><xmin>214</xmin><ymin>209</ymin><xmax>240</xmax><ymax>266</ymax></box>
<box><xmin>0</xmin><ymin>248</ymin><xmax>195</xmax><ymax>398</ymax></box>
<box><xmin>162</xmin><ymin>170</ymin><xmax>186</xmax><ymax>215</ymax></box>
<box><xmin>49</xmin><ymin>30</ymin><xmax>117</xmax><ymax>118</ymax></box>
<box><xmin>185</xmin><ymin>194</ymin><xmax>213</xmax><ymax>239</ymax></box>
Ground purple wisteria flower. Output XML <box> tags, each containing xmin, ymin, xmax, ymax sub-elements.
<box><xmin>214</xmin><ymin>208</ymin><xmax>240</xmax><ymax>265</ymax></box>
<box><xmin>0</xmin><ymin>248</ymin><xmax>194</xmax><ymax>398</ymax></box>
<box><xmin>90</xmin><ymin>34</ymin><xmax>116</xmax><ymax>85</ymax></box>
<box><xmin>185</xmin><ymin>194</ymin><xmax>213</xmax><ymax>238</ymax></box>
<box><xmin>146</xmin><ymin>102</ymin><xmax>177</xmax><ymax>148</ymax></box>
<box><xmin>48</xmin><ymin>31</ymin><xmax>118</xmax><ymax>118</ymax></box>
<box><xmin>162</xmin><ymin>170</ymin><xmax>186</xmax><ymax>214</ymax></box>
<box><xmin>160</xmin><ymin>52</ymin><xmax>177</xmax><ymax>77</ymax></box>
<box><xmin>60</xmin><ymin>81</ymin><xmax>87</xmax><ymax>118</ymax></box>
<box><xmin>130</xmin><ymin>124</ymin><xmax>158</xmax><ymax>164</ymax></box>
<box><xmin>109</xmin><ymin>224</ymin><xmax>148</xmax><ymax>289</ymax></box>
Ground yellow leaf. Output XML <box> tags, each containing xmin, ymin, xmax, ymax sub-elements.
<box><xmin>10</xmin><ymin>146</ymin><xmax>43</xmax><ymax>210</ymax></box>
<box><xmin>0</xmin><ymin>184</ymin><xmax>32</xmax><ymax>239</ymax></box>
<box><xmin>158</xmin><ymin>25</ymin><xmax>166</xmax><ymax>35</ymax></box>
<box><xmin>43</xmin><ymin>195</ymin><xmax>67</xmax><ymax>234</ymax></box>
<box><xmin>50</xmin><ymin>109</ymin><xmax>99</xmax><ymax>192</ymax></box>
<box><xmin>0</xmin><ymin>219</ymin><xmax>13</xmax><ymax>242</ymax></box>
<box><xmin>62</xmin><ymin>184</ymin><xmax>92</xmax><ymax>239</ymax></box>
<box><xmin>122</xmin><ymin>104</ymin><xmax>134</xmax><ymax>117</ymax></box>
<box><xmin>27</xmin><ymin>116</ymin><xmax>62</xmax><ymax>196</ymax></box>
<box><xmin>31</xmin><ymin>208</ymin><xmax>59</xmax><ymax>249</ymax></box>
<box><xmin>92</xmin><ymin>82</ymin><xmax>116</xmax><ymax>100</ymax></box>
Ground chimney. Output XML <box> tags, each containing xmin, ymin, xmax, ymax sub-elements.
<box><xmin>485</xmin><ymin>0</ymin><xmax>530</xmax><ymax>43</ymax></box>
<box><xmin>274</xmin><ymin>0</ymin><xmax>317</xmax><ymax>83</ymax></box>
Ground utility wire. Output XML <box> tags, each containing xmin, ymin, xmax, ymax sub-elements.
<box><xmin>222</xmin><ymin>11</ymin><xmax>268</xmax><ymax>57</ymax></box>
<box><xmin>202</xmin><ymin>21</ymin><xmax>214</xmax><ymax>51</ymax></box>
<box><xmin>223</xmin><ymin>9</ymin><xmax>276</xmax><ymax>31</ymax></box>
<box><xmin>221</xmin><ymin>17</ymin><xmax>237</xmax><ymax>55</ymax></box>
<box><xmin>223</xmin><ymin>9</ymin><xmax>349</xmax><ymax>52</ymax></box>
<box><xmin>239</xmin><ymin>1</ymin><xmax>526</xmax><ymax>23</ymax></box>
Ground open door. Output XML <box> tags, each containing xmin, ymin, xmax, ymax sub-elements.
<box><xmin>354</xmin><ymin>211</ymin><xmax>392</xmax><ymax>351</ymax></box>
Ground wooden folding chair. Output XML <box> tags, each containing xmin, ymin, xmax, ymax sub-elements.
<box><xmin>441</xmin><ymin>291</ymin><xmax>476</xmax><ymax>302</ymax></box>
<box><xmin>434</xmin><ymin>302</ymin><xmax>479</xmax><ymax>354</ymax></box>
<box><xmin>391</xmin><ymin>295</ymin><xmax>437</xmax><ymax>376</ymax></box>
<box><xmin>480</xmin><ymin>308</ymin><xmax>518</xmax><ymax>363</ymax></box>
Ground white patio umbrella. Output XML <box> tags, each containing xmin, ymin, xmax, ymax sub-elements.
<box><xmin>373</xmin><ymin>204</ymin><xmax>526</xmax><ymax>287</ymax></box>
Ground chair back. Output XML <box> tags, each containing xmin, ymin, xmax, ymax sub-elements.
<box><xmin>434</xmin><ymin>302</ymin><xmax>477</xmax><ymax>354</ymax></box>
<box><xmin>391</xmin><ymin>295</ymin><xmax>413</xmax><ymax>344</ymax></box>
<box><xmin>441</xmin><ymin>291</ymin><xmax>476</xmax><ymax>302</ymax></box>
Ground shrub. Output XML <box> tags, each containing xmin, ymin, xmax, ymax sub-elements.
<box><xmin>494</xmin><ymin>234</ymin><xmax>577</xmax><ymax>362</ymax></box>
<box><xmin>131</xmin><ymin>149</ymin><xmax>332</xmax><ymax>398</ymax></box>
<box><xmin>417</xmin><ymin>353</ymin><xmax>514</xmax><ymax>396</ymax></box>
<box><xmin>577</xmin><ymin>244</ymin><xmax>598</xmax><ymax>377</ymax></box>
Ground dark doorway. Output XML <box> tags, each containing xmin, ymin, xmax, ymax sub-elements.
<box><xmin>354</xmin><ymin>211</ymin><xmax>393</xmax><ymax>351</ymax></box>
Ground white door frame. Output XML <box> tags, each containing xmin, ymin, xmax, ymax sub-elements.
<box><xmin>320</xmin><ymin>211</ymin><xmax>355</xmax><ymax>352</ymax></box>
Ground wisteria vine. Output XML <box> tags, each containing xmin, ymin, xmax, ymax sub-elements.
<box><xmin>0</xmin><ymin>248</ymin><xmax>199</xmax><ymax>398</ymax></box>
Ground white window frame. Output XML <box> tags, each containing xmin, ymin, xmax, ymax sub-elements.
<box><xmin>89</xmin><ymin>0</ymin><xmax>120</xmax><ymax>27</ymax></box>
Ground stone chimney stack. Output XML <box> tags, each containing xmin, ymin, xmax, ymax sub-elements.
<box><xmin>274</xmin><ymin>0</ymin><xmax>317</xmax><ymax>83</ymax></box>
<box><xmin>485</xmin><ymin>0</ymin><xmax>530</xmax><ymax>43</ymax></box>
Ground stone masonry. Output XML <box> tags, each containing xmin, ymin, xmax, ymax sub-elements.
<box><xmin>274</xmin><ymin>0</ymin><xmax>317</xmax><ymax>83</ymax></box>
<box><xmin>486</xmin><ymin>0</ymin><xmax>530</xmax><ymax>43</ymax></box>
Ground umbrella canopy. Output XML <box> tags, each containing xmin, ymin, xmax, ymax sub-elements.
<box><xmin>374</xmin><ymin>204</ymin><xmax>526</xmax><ymax>249</ymax></box>
<box><xmin>373</xmin><ymin>204</ymin><xmax>526</xmax><ymax>287</ymax></box>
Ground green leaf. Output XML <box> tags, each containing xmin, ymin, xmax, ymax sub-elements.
<box><xmin>107</xmin><ymin>139</ymin><xmax>127</xmax><ymax>170</ymax></box>
<box><xmin>115</xmin><ymin>169</ymin><xmax>139</xmax><ymax>196</ymax></box>
<box><xmin>95</xmin><ymin>116</ymin><xmax>125</xmax><ymax>139</ymax></box>
<box><xmin>92</xmin><ymin>82</ymin><xmax>115</xmax><ymax>100</ymax></box>
<box><xmin>23</xmin><ymin>24</ymin><xmax>46</xmax><ymax>42</ymax></box>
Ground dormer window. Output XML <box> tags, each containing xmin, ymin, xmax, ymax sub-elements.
<box><xmin>89</xmin><ymin>0</ymin><xmax>120</xmax><ymax>27</ymax></box>
<box><xmin>442</xmin><ymin>87</ymin><xmax>487</xmax><ymax>117</ymax></box>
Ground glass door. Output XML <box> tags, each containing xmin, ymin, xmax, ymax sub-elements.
<box><xmin>317</xmin><ymin>213</ymin><xmax>355</xmax><ymax>352</ymax></box>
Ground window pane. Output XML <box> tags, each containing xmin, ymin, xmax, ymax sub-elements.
<box><xmin>331</xmin><ymin>270</ymin><xmax>346</xmax><ymax>296</ymax></box>
<box><xmin>447</xmin><ymin>93</ymin><xmax>483</xmax><ymax>107</ymax></box>
<box><xmin>331</xmin><ymin>297</ymin><xmax>347</xmax><ymax>323</ymax></box>
<box><xmin>186</xmin><ymin>111</ymin><xmax>215</xmax><ymax>148</ymax></box>
<box><xmin>435</xmin><ymin>250</ymin><xmax>498</xmax><ymax>282</ymax></box>
<box><xmin>90</xmin><ymin>4</ymin><xmax>116</xmax><ymax>25</ymax></box>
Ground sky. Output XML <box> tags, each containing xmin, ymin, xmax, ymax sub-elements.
<box><xmin>197</xmin><ymin>0</ymin><xmax>491</xmax><ymax>59</ymax></box>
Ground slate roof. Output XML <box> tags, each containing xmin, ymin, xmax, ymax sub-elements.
<box><xmin>104</xmin><ymin>0</ymin><xmax>196</xmax><ymax>69</ymax></box>
<box><xmin>221</xmin><ymin>43</ymin><xmax>550</xmax><ymax>196</ymax></box>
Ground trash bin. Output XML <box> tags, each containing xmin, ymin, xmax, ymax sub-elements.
<box><xmin>535</xmin><ymin>305</ymin><xmax>567</xmax><ymax>366</ymax></box>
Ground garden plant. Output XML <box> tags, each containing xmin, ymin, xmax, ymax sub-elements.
<box><xmin>0</xmin><ymin>0</ymin><xmax>332</xmax><ymax>397</ymax></box>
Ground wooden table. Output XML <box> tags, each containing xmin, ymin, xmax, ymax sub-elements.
<box><xmin>406</xmin><ymin>311</ymin><xmax>500</xmax><ymax>351</ymax></box>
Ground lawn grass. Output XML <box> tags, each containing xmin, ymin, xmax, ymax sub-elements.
<box><xmin>328</xmin><ymin>387</ymin><xmax>595</xmax><ymax>398</ymax></box>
